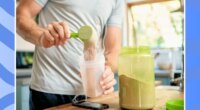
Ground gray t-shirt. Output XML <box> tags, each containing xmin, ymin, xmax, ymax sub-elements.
<box><xmin>31</xmin><ymin>0</ymin><xmax>124</xmax><ymax>95</ymax></box>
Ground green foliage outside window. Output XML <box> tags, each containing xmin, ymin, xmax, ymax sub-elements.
<box><xmin>130</xmin><ymin>0</ymin><xmax>183</xmax><ymax>48</ymax></box>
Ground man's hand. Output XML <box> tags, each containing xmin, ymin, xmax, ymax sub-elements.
<box><xmin>39</xmin><ymin>22</ymin><xmax>70</xmax><ymax>48</ymax></box>
<box><xmin>17</xmin><ymin>0</ymin><xmax>71</xmax><ymax>48</ymax></box>
<box><xmin>100</xmin><ymin>66</ymin><xmax>117</xmax><ymax>95</ymax></box>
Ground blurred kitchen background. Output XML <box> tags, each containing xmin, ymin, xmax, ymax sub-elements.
<box><xmin>16</xmin><ymin>0</ymin><xmax>184</xmax><ymax>110</ymax></box>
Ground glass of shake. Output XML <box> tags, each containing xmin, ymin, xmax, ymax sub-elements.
<box><xmin>80</xmin><ymin>53</ymin><xmax>105</xmax><ymax>97</ymax></box>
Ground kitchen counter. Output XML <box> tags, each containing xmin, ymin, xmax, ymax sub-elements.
<box><xmin>17</xmin><ymin>69</ymin><xmax>32</xmax><ymax>78</ymax></box>
<box><xmin>46</xmin><ymin>86</ymin><xmax>184</xmax><ymax>110</ymax></box>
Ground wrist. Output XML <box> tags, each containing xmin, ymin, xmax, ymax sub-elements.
<box><xmin>29</xmin><ymin>26</ymin><xmax>44</xmax><ymax>46</ymax></box>
<box><xmin>105</xmin><ymin>64</ymin><xmax>112</xmax><ymax>71</ymax></box>
<box><xmin>105</xmin><ymin>61</ymin><xmax>112</xmax><ymax>68</ymax></box>
<box><xmin>105</xmin><ymin>62</ymin><xmax>117</xmax><ymax>73</ymax></box>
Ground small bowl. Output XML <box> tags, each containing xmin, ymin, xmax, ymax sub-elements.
<box><xmin>158</xmin><ymin>63</ymin><xmax>172</xmax><ymax>70</ymax></box>
<box><xmin>166</xmin><ymin>99</ymin><xmax>184</xmax><ymax>110</ymax></box>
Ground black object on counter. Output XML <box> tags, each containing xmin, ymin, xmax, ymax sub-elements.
<box><xmin>72</xmin><ymin>101</ymin><xmax>109</xmax><ymax>110</ymax></box>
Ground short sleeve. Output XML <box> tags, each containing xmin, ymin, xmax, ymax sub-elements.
<box><xmin>107</xmin><ymin>0</ymin><xmax>125</xmax><ymax>28</ymax></box>
<box><xmin>35</xmin><ymin>0</ymin><xmax>48</xmax><ymax>7</ymax></box>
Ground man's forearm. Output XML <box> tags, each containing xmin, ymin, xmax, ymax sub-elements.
<box><xmin>104</xmin><ymin>26</ymin><xmax>121</xmax><ymax>72</ymax></box>
<box><xmin>17</xmin><ymin>15</ymin><xmax>43</xmax><ymax>45</ymax></box>
<box><xmin>17</xmin><ymin>0</ymin><xmax>44</xmax><ymax>46</ymax></box>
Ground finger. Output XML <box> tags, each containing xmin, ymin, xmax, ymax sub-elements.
<box><xmin>104</xmin><ymin>87</ymin><xmax>114</xmax><ymax>95</ymax></box>
<box><xmin>100</xmin><ymin>67</ymin><xmax>112</xmax><ymax>85</ymax></box>
<box><xmin>103</xmin><ymin>66</ymin><xmax>112</xmax><ymax>78</ymax></box>
<box><xmin>55</xmin><ymin>37</ymin><xmax>60</xmax><ymax>46</ymax></box>
<box><xmin>59</xmin><ymin>22</ymin><xmax>70</xmax><ymax>39</ymax></box>
<box><xmin>102</xmin><ymin>79</ymin><xmax>116</xmax><ymax>90</ymax></box>
<box><xmin>47</xmin><ymin>24</ymin><xmax>59</xmax><ymax>46</ymax></box>
<box><xmin>59</xmin><ymin>40</ymin><xmax>65</xmax><ymax>45</ymax></box>
<box><xmin>43</xmin><ymin>30</ymin><xmax>54</xmax><ymax>47</ymax></box>
<box><xmin>52</xmin><ymin>22</ymin><xmax>65</xmax><ymax>41</ymax></box>
<box><xmin>101</xmin><ymin>72</ymin><xmax>114</xmax><ymax>86</ymax></box>
<box><xmin>44</xmin><ymin>30</ymin><xmax>54</xmax><ymax>42</ymax></box>
<box><xmin>47</xmin><ymin>24</ymin><xmax>59</xmax><ymax>38</ymax></box>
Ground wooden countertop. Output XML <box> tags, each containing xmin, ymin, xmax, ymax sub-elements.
<box><xmin>46</xmin><ymin>86</ymin><xmax>184</xmax><ymax>110</ymax></box>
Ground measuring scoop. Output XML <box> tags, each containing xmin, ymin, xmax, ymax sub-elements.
<box><xmin>70</xmin><ymin>25</ymin><xmax>95</xmax><ymax>42</ymax></box>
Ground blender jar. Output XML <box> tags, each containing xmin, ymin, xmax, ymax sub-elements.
<box><xmin>118</xmin><ymin>46</ymin><xmax>155</xmax><ymax>109</ymax></box>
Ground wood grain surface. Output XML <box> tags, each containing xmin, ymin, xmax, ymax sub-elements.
<box><xmin>46</xmin><ymin>85</ymin><xmax>184</xmax><ymax>110</ymax></box>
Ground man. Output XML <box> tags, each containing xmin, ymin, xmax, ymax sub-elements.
<box><xmin>17</xmin><ymin>0</ymin><xmax>124</xmax><ymax>109</ymax></box>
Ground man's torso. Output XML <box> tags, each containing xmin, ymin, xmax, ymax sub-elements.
<box><xmin>31</xmin><ymin>0</ymin><xmax>116</xmax><ymax>95</ymax></box>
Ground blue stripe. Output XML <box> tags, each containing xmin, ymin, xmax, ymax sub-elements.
<box><xmin>0</xmin><ymin>1</ymin><xmax>14</xmax><ymax>110</ymax></box>
<box><xmin>186</xmin><ymin>80</ymin><xmax>200</xmax><ymax>109</ymax></box>
<box><xmin>0</xmin><ymin>24</ymin><xmax>14</xmax><ymax>50</ymax></box>
<box><xmin>0</xmin><ymin>93</ymin><xmax>14</xmax><ymax>110</ymax></box>
<box><xmin>0</xmin><ymin>41</ymin><xmax>14</xmax><ymax>74</ymax></box>
<box><xmin>0</xmin><ymin>0</ymin><xmax>14</xmax><ymax>16</ymax></box>
<box><xmin>0</xmin><ymin>64</ymin><xmax>14</xmax><ymax>86</ymax></box>
<box><xmin>186</xmin><ymin>0</ymin><xmax>200</xmax><ymax>109</ymax></box>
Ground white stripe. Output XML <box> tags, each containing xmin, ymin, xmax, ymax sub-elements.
<box><xmin>0</xmin><ymin>7</ymin><xmax>14</xmax><ymax>33</ymax></box>
<box><xmin>4</xmin><ymin>104</ymin><xmax>14</xmax><ymax>110</ymax></box>
<box><xmin>0</xmin><ymin>42</ymin><xmax>14</xmax><ymax>74</ymax></box>
<box><xmin>0</xmin><ymin>78</ymin><xmax>13</xmax><ymax>99</ymax></box>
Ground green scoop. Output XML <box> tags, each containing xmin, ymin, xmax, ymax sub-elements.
<box><xmin>70</xmin><ymin>25</ymin><xmax>93</xmax><ymax>41</ymax></box>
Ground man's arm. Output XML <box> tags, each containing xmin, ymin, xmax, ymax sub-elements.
<box><xmin>104</xmin><ymin>26</ymin><xmax>122</xmax><ymax>72</ymax></box>
<box><xmin>17</xmin><ymin>0</ymin><xmax>70</xmax><ymax>48</ymax></box>
<box><xmin>100</xmin><ymin>0</ymin><xmax>123</xmax><ymax>95</ymax></box>
<box><xmin>100</xmin><ymin>26</ymin><xmax>121</xmax><ymax>94</ymax></box>
<box><xmin>17</xmin><ymin>0</ymin><xmax>45</xmax><ymax>45</ymax></box>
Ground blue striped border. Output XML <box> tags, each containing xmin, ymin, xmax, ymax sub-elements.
<box><xmin>186</xmin><ymin>0</ymin><xmax>200</xmax><ymax>109</ymax></box>
<box><xmin>0</xmin><ymin>0</ymin><xmax>15</xmax><ymax>110</ymax></box>
<box><xmin>0</xmin><ymin>0</ymin><xmax>200</xmax><ymax>110</ymax></box>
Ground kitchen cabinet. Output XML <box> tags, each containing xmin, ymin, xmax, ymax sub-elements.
<box><xmin>155</xmin><ymin>69</ymin><xmax>171</xmax><ymax>85</ymax></box>
<box><xmin>17</xmin><ymin>69</ymin><xmax>32</xmax><ymax>78</ymax></box>
<box><xmin>16</xmin><ymin>69</ymin><xmax>32</xmax><ymax>110</ymax></box>
<box><xmin>17</xmin><ymin>77</ymin><xmax>31</xmax><ymax>110</ymax></box>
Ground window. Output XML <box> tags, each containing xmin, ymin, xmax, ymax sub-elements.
<box><xmin>126</xmin><ymin>0</ymin><xmax>184</xmax><ymax>48</ymax></box>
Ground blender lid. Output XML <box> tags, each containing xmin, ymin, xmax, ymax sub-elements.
<box><xmin>166</xmin><ymin>99</ymin><xmax>184</xmax><ymax>110</ymax></box>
